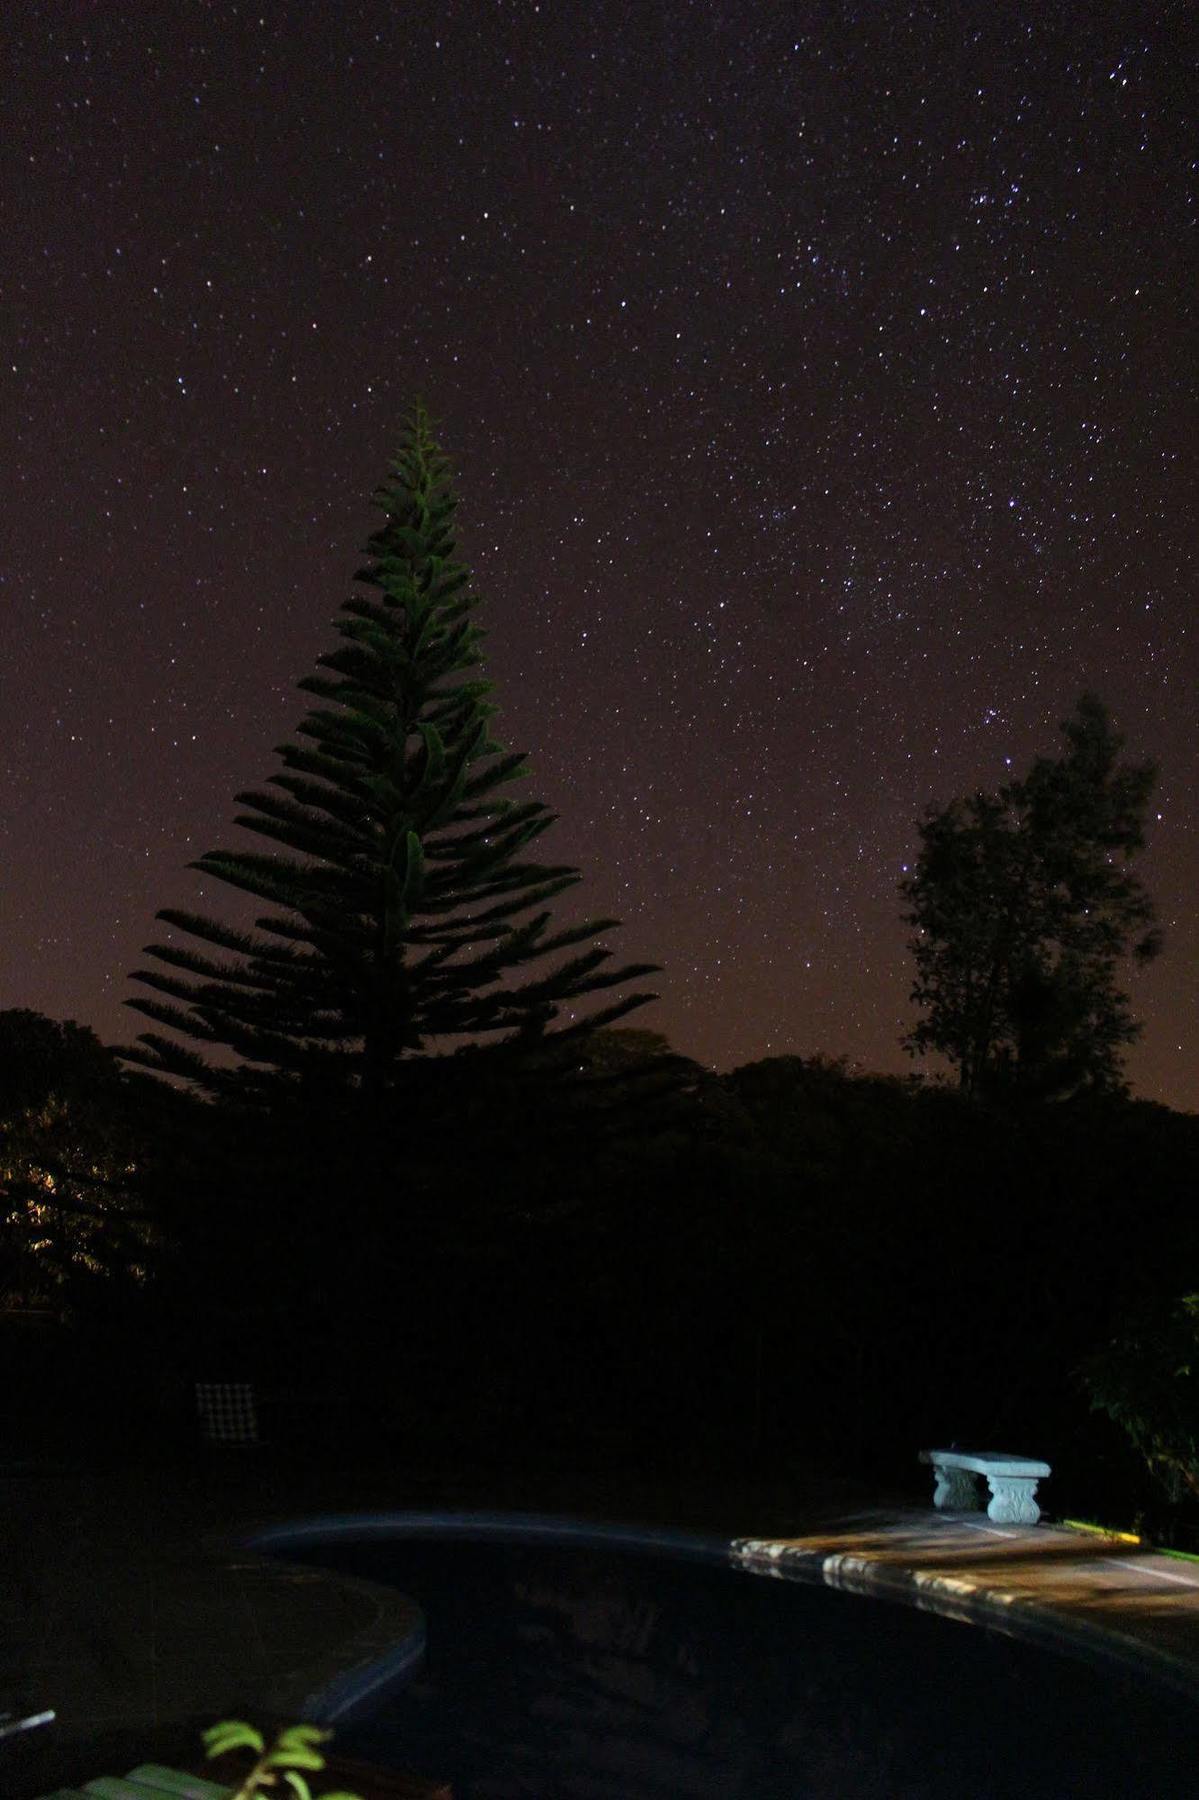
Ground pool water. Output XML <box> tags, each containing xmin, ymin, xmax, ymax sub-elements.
<box><xmin>262</xmin><ymin>1517</ymin><xmax>1199</xmax><ymax>1799</ymax></box>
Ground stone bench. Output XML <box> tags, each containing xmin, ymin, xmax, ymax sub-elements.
<box><xmin>920</xmin><ymin>1448</ymin><xmax>1051</xmax><ymax>1525</ymax></box>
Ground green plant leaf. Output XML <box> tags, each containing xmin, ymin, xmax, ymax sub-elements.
<box><xmin>203</xmin><ymin>1720</ymin><xmax>265</xmax><ymax>1758</ymax></box>
<box><xmin>276</xmin><ymin>1725</ymin><xmax>332</xmax><ymax>1753</ymax></box>
<box><xmin>267</xmin><ymin>1748</ymin><xmax>327</xmax><ymax>1771</ymax></box>
<box><xmin>281</xmin><ymin>1773</ymin><xmax>313</xmax><ymax>1800</ymax></box>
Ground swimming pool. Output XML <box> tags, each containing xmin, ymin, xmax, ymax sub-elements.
<box><xmin>245</xmin><ymin>1512</ymin><xmax>1199</xmax><ymax>1799</ymax></box>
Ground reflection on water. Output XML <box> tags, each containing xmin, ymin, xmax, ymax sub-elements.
<box><xmin>282</xmin><ymin>1536</ymin><xmax>1199</xmax><ymax>1799</ymax></box>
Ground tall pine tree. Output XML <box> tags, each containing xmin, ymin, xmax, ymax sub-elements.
<box><xmin>124</xmin><ymin>406</ymin><xmax>657</xmax><ymax>1117</ymax></box>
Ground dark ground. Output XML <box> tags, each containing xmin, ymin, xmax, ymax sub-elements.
<box><xmin>0</xmin><ymin>1423</ymin><xmax>889</xmax><ymax>1800</ymax></box>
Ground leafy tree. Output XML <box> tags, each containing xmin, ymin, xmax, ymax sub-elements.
<box><xmin>0</xmin><ymin>1009</ymin><xmax>151</xmax><ymax>1314</ymax></box>
<box><xmin>124</xmin><ymin>405</ymin><xmax>656</xmax><ymax>1117</ymax></box>
<box><xmin>901</xmin><ymin>694</ymin><xmax>1162</xmax><ymax>1098</ymax></box>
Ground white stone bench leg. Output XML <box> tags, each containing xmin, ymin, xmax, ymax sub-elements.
<box><xmin>932</xmin><ymin>1465</ymin><xmax>981</xmax><ymax>1511</ymax></box>
<box><xmin>985</xmin><ymin>1475</ymin><xmax>1042</xmax><ymax>1525</ymax></box>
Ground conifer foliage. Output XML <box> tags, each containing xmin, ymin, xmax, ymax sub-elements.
<box><xmin>125</xmin><ymin>406</ymin><xmax>656</xmax><ymax>1110</ymax></box>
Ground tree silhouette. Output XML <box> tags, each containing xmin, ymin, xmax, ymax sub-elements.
<box><xmin>124</xmin><ymin>405</ymin><xmax>656</xmax><ymax>1117</ymax></box>
<box><xmin>901</xmin><ymin>694</ymin><xmax>1162</xmax><ymax>1098</ymax></box>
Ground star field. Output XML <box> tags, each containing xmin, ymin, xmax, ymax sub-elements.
<box><xmin>3</xmin><ymin>3</ymin><xmax>1195</xmax><ymax>1106</ymax></box>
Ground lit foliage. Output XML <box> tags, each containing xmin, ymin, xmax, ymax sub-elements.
<box><xmin>1078</xmin><ymin>1295</ymin><xmax>1199</xmax><ymax>1506</ymax></box>
<box><xmin>901</xmin><ymin>694</ymin><xmax>1162</xmax><ymax>1099</ymax></box>
<box><xmin>125</xmin><ymin>405</ymin><xmax>656</xmax><ymax>1111</ymax></box>
<box><xmin>203</xmin><ymin>1720</ymin><xmax>360</xmax><ymax>1800</ymax></box>
<box><xmin>0</xmin><ymin>1010</ymin><xmax>150</xmax><ymax>1314</ymax></box>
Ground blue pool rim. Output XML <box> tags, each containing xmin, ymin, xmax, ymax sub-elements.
<box><xmin>243</xmin><ymin>1508</ymin><xmax>729</xmax><ymax>1561</ymax></box>
<box><xmin>238</xmin><ymin>1509</ymin><xmax>1199</xmax><ymax>1719</ymax></box>
<box><xmin>238</xmin><ymin>1512</ymin><xmax>732</xmax><ymax>1722</ymax></box>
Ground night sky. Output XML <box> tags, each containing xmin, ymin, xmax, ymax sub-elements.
<box><xmin>4</xmin><ymin>4</ymin><xmax>1195</xmax><ymax>1108</ymax></box>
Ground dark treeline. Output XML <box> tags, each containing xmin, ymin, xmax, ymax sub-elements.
<box><xmin>3</xmin><ymin>1014</ymin><xmax>1196</xmax><ymax>1539</ymax></box>
<box><xmin>2</xmin><ymin>411</ymin><xmax>1191</xmax><ymax>1539</ymax></box>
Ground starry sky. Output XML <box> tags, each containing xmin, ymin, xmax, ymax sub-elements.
<box><xmin>3</xmin><ymin>3</ymin><xmax>1195</xmax><ymax>1109</ymax></box>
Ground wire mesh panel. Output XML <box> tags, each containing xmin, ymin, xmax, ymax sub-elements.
<box><xmin>194</xmin><ymin>1381</ymin><xmax>259</xmax><ymax>1446</ymax></box>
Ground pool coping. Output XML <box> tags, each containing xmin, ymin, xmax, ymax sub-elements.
<box><xmin>202</xmin><ymin>1525</ymin><xmax>428</xmax><ymax>1725</ymax></box>
<box><xmin>733</xmin><ymin>1513</ymin><xmax>1199</xmax><ymax>1701</ymax></box>
<box><xmin>221</xmin><ymin>1510</ymin><xmax>739</xmax><ymax>1722</ymax></box>
<box><xmin>226</xmin><ymin>1507</ymin><xmax>1199</xmax><ymax>1719</ymax></box>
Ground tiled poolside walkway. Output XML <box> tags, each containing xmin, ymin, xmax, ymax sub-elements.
<box><xmin>734</xmin><ymin>1507</ymin><xmax>1199</xmax><ymax>1698</ymax></box>
<box><xmin>4</xmin><ymin>1453</ymin><xmax>1199</xmax><ymax>1796</ymax></box>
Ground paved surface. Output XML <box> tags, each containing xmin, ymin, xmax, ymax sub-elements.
<box><xmin>4</xmin><ymin>1453</ymin><xmax>1199</xmax><ymax>1796</ymax></box>
<box><xmin>734</xmin><ymin>1507</ymin><xmax>1199</xmax><ymax>1698</ymax></box>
